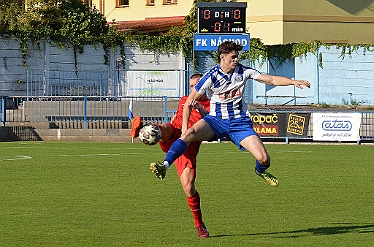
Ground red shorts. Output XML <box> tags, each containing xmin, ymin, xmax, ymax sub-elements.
<box><xmin>158</xmin><ymin>123</ymin><xmax>201</xmax><ymax>178</ymax></box>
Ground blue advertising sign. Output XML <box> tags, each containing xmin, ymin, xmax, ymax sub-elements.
<box><xmin>193</xmin><ymin>34</ymin><xmax>250</xmax><ymax>51</ymax></box>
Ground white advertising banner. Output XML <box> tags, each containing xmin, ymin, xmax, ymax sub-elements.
<box><xmin>312</xmin><ymin>113</ymin><xmax>361</xmax><ymax>141</ymax></box>
<box><xmin>126</xmin><ymin>71</ymin><xmax>180</xmax><ymax>97</ymax></box>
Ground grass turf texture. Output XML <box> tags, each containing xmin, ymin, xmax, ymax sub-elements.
<box><xmin>1</xmin><ymin>141</ymin><xmax>373</xmax><ymax>246</ymax></box>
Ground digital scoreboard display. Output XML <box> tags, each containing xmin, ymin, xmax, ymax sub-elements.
<box><xmin>197</xmin><ymin>2</ymin><xmax>247</xmax><ymax>34</ymax></box>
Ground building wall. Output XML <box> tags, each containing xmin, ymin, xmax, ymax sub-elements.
<box><xmin>93</xmin><ymin>0</ymin><xmax>193</xmax><ymax>21</ymax></box>
<box><xmin>282</xmin><ymin>0</ymin><xmax>374</xmax><ymax>44</ymax></box>
<box><xmin>246</xmin><ymin>0</ymin><xmax>374</xmax><ymax>45</ymax></box>
<box><xmin>317</xmin><ymin>46</ymin><xmax>374</xmax><ymax>105</ymax></box>
<box><xmin>94</xmin><ymin>0</ymin><xmax>374</xmax><ymax>45</ymax></box>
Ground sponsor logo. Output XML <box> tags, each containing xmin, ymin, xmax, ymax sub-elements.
<box><xmin>234</xmin><ymin>75</ymin><xmax>243</xmax><ymax>83</ymax></box>
<box><xmin>287</xmin><ymin>114</ymin><xmax>306</xmax><ymax>136</ymax></box>
<box><xmin>253</xmin><ymin>125</ymin><xmax>278</xmax><ymax>136</ymax></box>
<box><xmin>250</xmin><ymin>113</ymin><xmax>278</xmax><ymax>124</ymax></box>
<box><xmin>218</xmin><ymin>88</ymin><xmax>242</xmax><ymax>99</ymax></box>
<box><xmin>322</xmin><ymin>119</ymin><xmax>352</xmax><ymax>131</ymax></box>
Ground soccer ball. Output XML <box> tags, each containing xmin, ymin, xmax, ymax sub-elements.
<box><xmin>139</xmin><ymin>124</ymin><xmax>162</xmax><ymax>145</ymax></box>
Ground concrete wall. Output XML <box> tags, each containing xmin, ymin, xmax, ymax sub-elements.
<box><xmin>0</xmin><ymin>125</ymin><xmax>142</xmax><ymax>142</ymax></box>
<box><xmin>194</xmin><ymin>46</ymin><xmax>374</xmax><ymax>106</ymax></box>
<box><xmin>317</xmin><ymin>46</ymin><xmax>374</xmax><ymax>105</ymax></box>
<box><xmin>0</xmin><ymin>37</ymin><xmax>186</xmax><ymax>97</ymax></box>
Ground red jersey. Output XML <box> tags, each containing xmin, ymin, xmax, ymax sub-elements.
<box><xmin>171</xmin><ymin>96</ymin><xmax>210</xmax><ymax>129</ymax></box>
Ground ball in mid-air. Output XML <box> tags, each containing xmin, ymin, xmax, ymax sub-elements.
<box><xmin>139</xmin><ymin>124</ymin><xmax>162</xmax><ymax>145</ymax></box>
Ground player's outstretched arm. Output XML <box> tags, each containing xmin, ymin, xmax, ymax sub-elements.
<box><xmin>256</xmin><ymin>74</ymin><xmax>310</xmax><ymax>89</ymax></box>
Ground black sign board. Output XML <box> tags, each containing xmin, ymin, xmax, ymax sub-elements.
<box><xmin>197</xmin><ymin>2</ymin><xmax>247</xmax><ymax>34</ymax></box>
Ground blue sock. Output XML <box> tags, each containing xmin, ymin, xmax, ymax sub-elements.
<box><xmin>165</xmin><ymin>139</ymin><xmax>188</xmax><ymax>165</ymax></box>
<box><xmin>255</xmin><ymin>160</ymin><xmax>270</xmax><ymax>173</ymax></box>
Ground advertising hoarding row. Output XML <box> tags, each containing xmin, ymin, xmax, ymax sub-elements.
<box><xmin>250</xmin><ymin>112</ymin><xmax>362</xmax><ymax>142</ymax></box>
<box><xmin>249</xmin><ymin>112</ymin><xmax>311</xmax><ymax>138</ymax></box>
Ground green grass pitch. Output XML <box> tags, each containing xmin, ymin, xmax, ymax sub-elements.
<box><xmin>1</xmin><ymin>141</ymin><xmax>373</xmax><ymax>246</ymax></box>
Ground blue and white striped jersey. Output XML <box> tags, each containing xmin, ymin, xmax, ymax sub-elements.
<box><xmin>195</xmin><ymin>63</ymin><xmax>261</xmax><ymax>119</ymax></box>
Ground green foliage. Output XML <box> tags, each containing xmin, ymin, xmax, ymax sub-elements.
<box><xmin>0</xmin><ymin>0</ymin><xmax>111</xmax><ymax>68</ymax></box>
<box><xmin>242</xmin><ymin>39</ymin><xmax>374</xmax><ymax>69</ymax></box>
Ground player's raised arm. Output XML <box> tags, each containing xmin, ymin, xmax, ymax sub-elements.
<box><xmin>182</xmin><ymin>88</ymin><xmax>203</xmax><ymax>134</ymax></box>
<box><xmin>255</xmin><ymin>74</ymin><xmax>311</xmax><ymax>89</ymax></box>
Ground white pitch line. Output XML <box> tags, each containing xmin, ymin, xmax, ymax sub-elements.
<box><xmin>59</xmin><ymin>154</ymin><xmax>121</xmax><ymax>157</ymax></box>
<box><xmin>4</xmin><ymin>155</ymin><xmax>32</xmax><ymax>161</ymax></box>
<box><xmin>199</xmin><ymin>151</ymin><xmax>242</xmax><ymax>155</ymax></box>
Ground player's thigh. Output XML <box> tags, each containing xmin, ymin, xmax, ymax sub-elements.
<box><xmin>159</xmin><ymin>123</ymin><xmax>174</xmax><ymax>141</ymax></box>
<box><xmin>174</xmin><ymin>146</ymin><xmax>197</xmax><ymax>177</ymax></box>
<box><xmin>159</xmin><ymin>124</ymin><xmax>180</xmax><ymax>153</ymax></box>
<box><xmin>182</xmin><ymin>120</ymin><xmax>215</xmax><ymax>143</ymax></box>
<box><xmin>240</xmin><ymin>135</ymin><xmax>269</xmax><ymax>163</ymax></box>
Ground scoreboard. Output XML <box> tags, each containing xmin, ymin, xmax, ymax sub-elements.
<box><xmin>197</xmin><ymin>2</ymin><xmax>247</xmax><ymax>34</ymax></box>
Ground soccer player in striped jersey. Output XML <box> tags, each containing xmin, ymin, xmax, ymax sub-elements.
<box><xmin>151</xmin><ymin>41</ymin><xmax>310</xmax><ymax>189</ymax></box>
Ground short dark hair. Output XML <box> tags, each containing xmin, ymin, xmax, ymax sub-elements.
<box><xmin>190</xmin><ymin>73</ymin><xmax>203</xmax><ymax>80</ymax></box>
<box><xmin>218</xmin><ymin>41</ymin><xmax>243</xmax><ymax>56</ymax></box>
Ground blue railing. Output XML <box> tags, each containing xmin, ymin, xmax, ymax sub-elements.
<box><xmin>1</xmin><ymin>96</ymin><xmax>6</xmax><ymax>127</ymax></box>
<box><xmin>1</xmin><ymin>95</ymin><xmax>180</xmax><ymax>129</ymax></box>
<box><xmin>1</xmin><ymin>96</ymin><xmax>373</xmax><ymax>143</ymax></box>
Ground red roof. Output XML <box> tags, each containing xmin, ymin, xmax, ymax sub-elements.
<box><xmin>111</xmin><ymin>16</ymin><xmax>186</xmax><ymax>34</ymax></box>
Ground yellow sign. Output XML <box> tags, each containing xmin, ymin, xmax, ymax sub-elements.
<box><xmin>287</xmin><ymin>114</ymin><xmax>306</xmax><ymax>136</ymax></box>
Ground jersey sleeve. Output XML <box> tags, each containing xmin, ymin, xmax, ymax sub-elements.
<box><xmin>244</xmin><ymin>66</ymin><xmax>261</xmax><ymax>80</ymax></box>
<box><xmin>194</xmin><ymin>66</ymin><xmax>219</xmax><ymax>95</ymax></box>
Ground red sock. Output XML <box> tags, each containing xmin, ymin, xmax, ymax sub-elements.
<box><xmin>187</xmin><ymin>191</ymin><xmax>204</xmax><ymax>227</ymax></box>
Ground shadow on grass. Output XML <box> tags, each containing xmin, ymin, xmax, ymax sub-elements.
<box><xmin>212</xmin><ymin>223</ymin><xmax>374</xmax><ymax>238</ymax></box>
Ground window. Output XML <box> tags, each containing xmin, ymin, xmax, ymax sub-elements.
<box><xmin>146</xmin><ymin>0</ymin><xmax>155</xmax><ymax>6</ymax></box>
<box><xmin>163</xmin><ymin>0</ymin><xmax>177</xmax><ymax>5</ymax></box>
<box><xmin>83</xmin><ymin>0</ymin><xmax>92</xmax><ymax>8</ymax></box>
<box><xmin>117</xmin><ymin>0</ymin><xmax>129</xmax><ymax>7</ymax></box>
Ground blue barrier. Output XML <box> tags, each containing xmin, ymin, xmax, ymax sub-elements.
<box><xmin>1</xmin><ymin>96</ymin><xmax>373</xmax><ymax>143</ymax></box>
<box><xmin>1</xmin><ymin>97</ymin><xmax>6</xmax><ymax>126</ymax></box>
<box><xmin>1</xmin><ymin>96</ymin><xmax>180</xmax><ymax>129</ymax></box>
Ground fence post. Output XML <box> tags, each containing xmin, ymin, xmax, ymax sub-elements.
<box><xmin>163</xmin><ymin>96</ymin><xmax>168</xmax><ymax>123</ymax></box>
<box><xmin>1</xmin><ymin>97</ymin><xmax>6</xmax><ymax>127</ymax></box>
<box><xmin>285</xmin><ymin>136</ymin><xmax>289</xmax><ymax>144</ymax></box>
<box><xmin>83</xmin><ymin>96</ymin><xmax>87</xmax><ymax>129</ymax></box>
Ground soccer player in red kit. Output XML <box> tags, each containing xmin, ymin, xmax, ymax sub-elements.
<box><xmin>131</xmin><ymin>73</ymin><xmax>211</xmax><ymax>238</ymax></box>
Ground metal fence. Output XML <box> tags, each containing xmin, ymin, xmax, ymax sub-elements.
<box><xmin>26</xmin><ymin>69</ymin><xmax>123</xmax><ymax>97</ymax></box>
<box><xmin>25</xmin><ymin>69</ymin><xmax>188</xmax><ymax>97</ymax></box>
<box><xmin>1</xmin><ymin>96</ymin><xmax>179</xmax><ymax>128</ymax></box>
<box><xmin>0</xmin><ymin>68</ymin><xmax>373</xmax><ymax>142</ymax></box>
<box><xmin>1</xmin><ymin>96</ymin><xmax>374</xmax><ymax>143</ymax></box>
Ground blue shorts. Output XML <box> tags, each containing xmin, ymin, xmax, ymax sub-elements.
<box><xmin>203</xmin><ymin>115</ymin><xmax>258</xmax><ymax>151</ymax></box>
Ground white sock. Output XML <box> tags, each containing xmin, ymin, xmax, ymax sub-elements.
<box><xmin>163</xmin><ymin>161</ymin><xmax>170</xmax><ymax>170</ymax></box>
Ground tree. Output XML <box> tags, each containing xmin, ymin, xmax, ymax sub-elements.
<box><xmin>0</xmin><ymin>0</ymin><xmax>112</xmax><ymax>67</ymax></box>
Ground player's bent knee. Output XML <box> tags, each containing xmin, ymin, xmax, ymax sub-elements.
<box><xmin>181</xmin><ymin>128</ymin><xmax>199</xmax><ymax>144</ymax></box>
